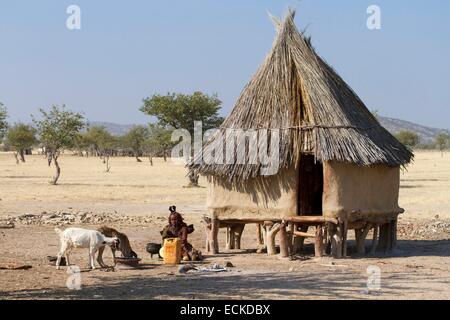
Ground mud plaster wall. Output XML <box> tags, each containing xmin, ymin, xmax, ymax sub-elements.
<box><xmin>322</xmin><ymin>161</ymin><xmax>401</xmax><ymax>221</ymax></box>
<box><xmin>206</xmin><ymin>166</ymin><xmax>299</xmax><ymax>219</ymax></box>
<box><xmin>206</xmin><ymin>161</ymin><xmax>401</xmax><ymax>221</ymax></box>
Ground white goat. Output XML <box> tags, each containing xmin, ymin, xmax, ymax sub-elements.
<box><xmin>55</xmin><ymin>227</ymin><xmax>120</xmax><ymax>270</ymax></box>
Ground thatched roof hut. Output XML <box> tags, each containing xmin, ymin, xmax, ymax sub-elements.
<box><xmin>193</xmin><ymin>9</ymin><xmax>411</xmax><ymax>178</ymax></box>
<box><xmin>190</xmin><ymin>9</ymin><xmax>413</xmax><ymax>242</ymax></box>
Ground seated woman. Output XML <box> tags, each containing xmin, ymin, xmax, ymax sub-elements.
<box><xmin>161</xmin><ymin>206</ymin><xmax>197</xmax><ymax>261</ymax></box>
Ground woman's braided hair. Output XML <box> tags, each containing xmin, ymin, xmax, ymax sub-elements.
<box><xmin>168</xmin><ymin>205</ymin><xmax>183</xmax><ymax>227</ymax></box>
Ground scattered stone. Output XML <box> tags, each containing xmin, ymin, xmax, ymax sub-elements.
<box><xmin>0</xmin><ymin>219</ymin><xmax>15</xmax><ymax>229</ymax></box>
<box><xmin>406</xmin><ymin>264</ymin><xmax>424</xmax><ymax>269</ymax></box>
<box><xmin>19</xmin><ymin>214</ymin><xmax>36</xmax><ymax>219</ymax></box>
<box><xmin>397</xmin><ymin>218</ymin><xmax>450</xmax><ymax>240</ymax></box>
<box><xmin>6</xmin><ymin>211</ymin><xmax>154</xmax><ymax>227</ymax></box>
<box><xmin>101</xmin><ymin>267</ymin><xmax>115</xmax><ymax>272</ymax></box>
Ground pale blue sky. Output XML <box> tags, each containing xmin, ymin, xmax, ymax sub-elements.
<box><xmin>0</xmin><ymin>0</ymin><xmax>449</xmax><ymax>129</ymax></box>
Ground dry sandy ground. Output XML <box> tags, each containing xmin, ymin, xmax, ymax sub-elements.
<box><xmin>0</xmin><ymin>154</ymin><xmax>207</xmax><ymax>217</ymax></box>
<box><xmin>0</xmin><ymin>151</ymin><xmax>449</xmax><ymax>300</ymax></box>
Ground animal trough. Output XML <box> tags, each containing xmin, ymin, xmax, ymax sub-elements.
<box><xmin>114</xmin><ymin>257</ymin><xmax>141</xmax><ymax>269</ymax></box>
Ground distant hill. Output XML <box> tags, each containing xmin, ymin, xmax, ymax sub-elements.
<box><xmin>88</xmin><ymin>121</ymin><xmax>135</xmax><ymax>136</ymax></box>
<box><xmin>90</xmin><ymin>118</ymin><xmax>448</xmax><ymax>144</ymax></box>
<box><xmin>377</xmin><ymin>116</ymin><xmax>448</xmax><ymax>144</ymax></box>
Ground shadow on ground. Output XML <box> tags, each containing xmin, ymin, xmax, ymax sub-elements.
<box><xmin>2</xmin><ymin>268</ymin><xmax>443</xmax><ymax>300</ymax></box>
<box><xmin>344</xmin><ymin>239</ymin><xmax>450</xmax><ymax>258</ymax></box>
<box><xmin>2</xmin><ymin>239</ymin><xmax>449</xmax><ymax>300</ymax></box>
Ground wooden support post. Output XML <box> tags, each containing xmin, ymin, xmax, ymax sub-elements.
<box><xmin>256</xmin><ymin>223</ymin><xmax>265</xmax><ymax>254</ymax></box>
<box><xmin>226</xmin><ymin>226</ymin><xmax>235</xmax><ymax>250</ymax></box>
<box><xmin>377</xmin><ymin>223</ymin><xmax>389</xmax><ymax>253</ymax></box>
<box><xmin>322</xmin><ymin>225</ymin><xmax>328</xmax><ymax>255</ymax></box>
<box><xmin>386</xmin><ymin>221</ymin><xmax>393</xmax><ymax>252</ymax></box>
<box><xmin>225</xmin><ymin>226</ymin><xmax>230</xmax><ymax>250</ymax></box>
<box><xmin>204</xmin><ymin>218</ymin><xmax>211</xmax><ymax>253</ymax></box>
<box><xmin>390</xmin><ymin>219</ymin><xmax>397</xmax><ymax>251</ymax></box>
<box><xmin>229</xmin><ymin>227</ymin><xmax>235</xmax><ymax>249</ymax></box>
<box><xmin>325</xmin><ymin>223</ymin><xmax>332</xmax><ymax>254</ymax></box>
<box><xmin>354</xmin><ymin>229</ymin><xmax>361</xmax><ymax>249</ymax></box>
<box><xmin>331</xmin><ymin>222</ymin><xmax>343</xmax><ymax>258</ymax></box>
<box><xmin>262</xmin><ymin>223</ymin><xmax>268</xmax><ymax>248</ymax></box>
<box><xmin>291</xmin><ymin>223</ymin><xmax>303</xmax><ymax>254</ymax></box>
<box><xmin>234</xmin><ymin>224</ymin><xmax>245</xmax><ymax>250</ymax></box>
<box><xmin>342</xmin><ymin>219</ymin><xmax>348</xmax><ymax>258</ymax></box>
<box><xmin>287</xmin><ymin>222</ymin><xmax>294</xmax><ymax>253</ymax></box>
<box><xmin>329</xmin><ymin>223</ymin><xmax>336</xmax><ymax>257</ymax></box>
<box><xmin>265</xmin><ymin>222</ymin><xmax>281</xmax><ymax>255</ymax></box>
<box><xmin>337</xmin><ymin>222</ymin><xmax>344</xmax><ymax>258</ymax></box>
<box><xmin>256</xmin><ymin>223</ymin><xmax>264</xmax><ymax>245</ymax></box>
<box><xmin>279</xmin><ymin>222</ymin><xmax>289</xmax><ymax>258</ymax></box>
<box><xmin>385</xmin><ymin>220</ymin><xmax>394</xmax><ymax>252</ymax></box>
<box><xmin>209</xmin><ymin>218</ymin><xmax>219</xmax><ymax>254</ymax></box>
<box><xmin>355</xmin><ymin>223</ymin><xmax>372</xmax><ymax>255</ymax></box>
<box><xmin>260</xmin><ymin>222</ymin><xmax>271</xmax><ymax>254</ymax></box>
<box><xmin>371</xmin><ymin>224</ymin><xmax>378</xmax><ymax>254</ymax></box>
<box><xmin>205</xmin><ymin>231</ymin><xmax>210</xmax><ymax>253</ymax></box>
<box><xmin>314</xmin><ymin>225</ymin><xmax>324</xmax><ymax>257</ymax></box>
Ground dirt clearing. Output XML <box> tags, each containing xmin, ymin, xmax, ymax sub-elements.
<box><xmin>0</xmin><ymin>151</ymin><xmax>449</xmax><ymax>299</ymax></box>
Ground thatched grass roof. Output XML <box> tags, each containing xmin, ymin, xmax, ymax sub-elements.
<box><xmin>191</xmin><ymin>9</ymin><xmax>413</xmax><ymax>180</ymax></box>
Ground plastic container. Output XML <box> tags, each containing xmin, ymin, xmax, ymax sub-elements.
<box><xmin>163</xmin><ymin>238</ymin><xmax>182</xmax><ymax>265</ymax></box>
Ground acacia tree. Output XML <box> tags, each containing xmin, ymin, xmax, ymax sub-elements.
<box><xmin>141</xmin><ymin>92</ymin><xmax>224</xmax><ymax>186</ymax></box>
<box><xmin>395</xmin><ymin>130</ymin><xmax>420</xmax><ymax>149</ymax></box>
<box><xmin>33</xmin><ymin>105</ymin><xmax>84</xmax><ymax>185</ymax></box>
<box><xmin>6</xmin><ymin>123</ymin><xmax>37</xmax><ymax>163</ymax></box>
<box><xmin>140</xmin><ymin>91</ymin><xmax>224</xmax><ymax>138</ymax></box>
<box><xmin>123</xmin><ymin>125</ymin><xmax>149</xmax><ymax>162</ymax></box>
<box><xmin>435</xmin><ymin>132</ymin><xmax>449</xmax><ymax>157</ymax></box>
<box><xmin>73</xmin><ymin>132</ymin><xmax>90</xmax><ymax>156</ymax></box>
<box><xmin>83</xmin><ymin>125</ymin><xmax>114</xmax><ymax>157</ymax></box>
<box><xmin>144</xmin><ymin>124</ymin><xmax>174</xmax><ymax>164</ymax></box>
<box><xmin>0</xmin><ymin>102</ymin><xmax>7</xmax><ymax>140</ymax></box>
<box><xmin>96</xmin><ymin>129</ymin><xmax>116</xmax><ymax>172</ymax></box>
